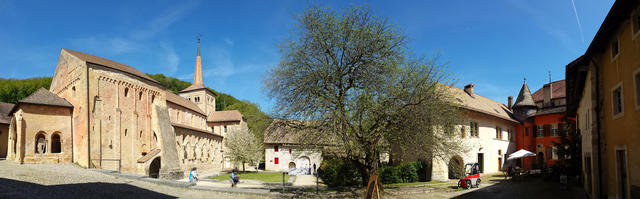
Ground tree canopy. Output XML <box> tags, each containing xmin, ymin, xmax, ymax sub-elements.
<box><xmin>224</xmin><ymin>125</ymin><xmax>263</xmax><ymax>171</ymax></box>
<box><xmin>264</xmin><ymin>5</ymin><xmax>464</xmax><ymax>185</ymax></box>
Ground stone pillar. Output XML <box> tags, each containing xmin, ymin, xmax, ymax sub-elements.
<box><xmin>15</xmin><ymin>113</ymin><xmax>24</xmax><ymax>164</ymax></box>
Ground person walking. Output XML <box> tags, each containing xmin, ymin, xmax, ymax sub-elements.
<box><xmin>230</xmin><ymin>168</ymin><xmax>239</xmax><ymax>187</ymax></box>
<box><xmin>189</xmin><ymin>168</ymin><xmax>199</xmax><ymax>183</ymax></box>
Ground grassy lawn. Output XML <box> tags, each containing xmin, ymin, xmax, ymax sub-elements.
<box><xmin>209</xmin><ymin>172</ymin><xmax>290</xmax><ymax>183</ymax></box>
<box><xmin>382</xmin><ymin>181</ymin><xmax>447</xmax><ymax>188</ymax></box>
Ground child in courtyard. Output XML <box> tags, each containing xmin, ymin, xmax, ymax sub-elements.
<box><xmin>230</xmin><ymin>168</ymin><xmax>239</xmax><ymax>187</ymax></box>
<box><xmin>189</xmin><ymin>167</ymin><xmax>199</xmax><ymax>183</ymax></box>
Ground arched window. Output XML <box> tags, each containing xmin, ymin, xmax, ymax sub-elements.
<box><xmin>124</xmin><ymin>129</ymin><xmax>128</xmax><ymax>136</ymax></box>
<box><xmin>151</xmin><ymin>95</ymin><xmax>155</xmax><ymax>103</ymax></box>
<box><xmin>51</xmin><ymin>133</ymin><xmax>61</xmax><ymax>153</ymax></box>
<box><xmin>124</xmin><ymin>87</ymin><xmax>129</xmax><ymax>97</ymax></box>
<box><xmin>139</xmin><ymin>91</ymin><xmax>143</xmax><ymax>101</ymax></box>
<box><xmin>139</xmin><ymin>131</ymin><xmax>143</xmax><ymax>138</ymax></box>
<box><xmin>35</xmin><ymin>132</ymin><xmax>46</xmax><ymax>154</ymax></box>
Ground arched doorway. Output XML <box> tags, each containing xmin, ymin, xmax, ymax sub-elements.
<box><xmin>288</xmin><ymin>162</ymin><xmax>296</xmax><ymax>169</ymax></box>
<box><xmin>51</xmin><ymin>133</ymin><xmax>61</xmax><ymax>153</ymax></box>
<box><xmin>448</xmin><ymin>155</ymin><xmax>464</xmax><ymax>179</ymax></box>
<box><xmin>35</xmin><ymin>132</ymin><xmax>46</xmax><ymax>154</ymax></box>
<box><xmin>149</xmin><ymin>157</ymin><xmax>161</xmax><ymax>178</ymax></box>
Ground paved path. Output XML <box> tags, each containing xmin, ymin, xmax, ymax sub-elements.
<box><xmin>0</xmin><ymin>160</ymin><xmax>273</xmax><ymax>199</ymax></box>
<box><xmin>292</xmin><ymin>175</ymin><xmax>326</xmax><ymax>187</ymax></box>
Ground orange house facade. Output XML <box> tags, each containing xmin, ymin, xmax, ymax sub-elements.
<box><xmin>513</xmin><ymin>80</ymin><xmax>570</xmax><ymax>169</ymax></box>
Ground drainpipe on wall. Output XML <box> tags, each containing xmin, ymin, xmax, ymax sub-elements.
<box><xmin>590</xmin><ymin>58</ymin><xmax>604</xmax><ymax>199</ymax></box>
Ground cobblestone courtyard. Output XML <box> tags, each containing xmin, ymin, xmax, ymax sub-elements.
<box><xmin>0</xmin><ymin>160</ymin><xmax>271</xmax><ymax>199</ymax></box>
<box><xmin>0</xmin><ymin>160</ymin><xmax>588</xmax><ymax>199</ymax></box>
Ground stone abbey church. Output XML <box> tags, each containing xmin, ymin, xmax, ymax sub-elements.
<box><xmin>0</xmin><ymin>41</ymin><xmax>245</xmax><ymax>179</ymax></box>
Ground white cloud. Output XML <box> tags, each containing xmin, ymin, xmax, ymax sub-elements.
<box><xmin>69</xmin><ymin>36</ymin><xmax>138</xmax><ymax>55</ymax></box>
<box><xmin>130</xmin><ymin>0</ymin><xmax>199</xmax><ymax>40</ymax></box>
<box><xmin>223</xmin><ymin>38</ymin><xmax>234</xmax><ymax>47</ymax></box>
<box><xmin>160</xmin><ymin>43</ymin><xmax>180</xmax><ymax>75</ymax></box>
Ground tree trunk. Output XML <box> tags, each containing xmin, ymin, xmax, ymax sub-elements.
<box><xmin>242</xmin><ymin>161</ymin><xmax>246</xmax><ymax>172</ymax></box>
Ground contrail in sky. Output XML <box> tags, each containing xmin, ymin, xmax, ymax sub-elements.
<box><xmin>570</xmin><ymin>0</ymin><xmax>585</xmax><ymax>44</ymax></box>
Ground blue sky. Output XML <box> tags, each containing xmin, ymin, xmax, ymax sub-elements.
<box><xmin>0</xmin><ymin>0</ymin><xmax>614</xmax><ymax>113</ymax></box>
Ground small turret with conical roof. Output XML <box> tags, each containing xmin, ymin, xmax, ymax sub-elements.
<box><xmin>512</xmin><ymin>78</ymin><xmax>537</xmax><ymax>122</ymax></box>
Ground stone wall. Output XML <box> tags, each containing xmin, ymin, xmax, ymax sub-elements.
<box><xmin>265</xmin><ymin>144</ymin><xmax>323</xmax><ymax>173</ymax></box>
<box><xmin>174</xmin><ymin>126</ymin><xmax>223</xmax><ymax>176</ymax></box>
<box><xmin>0</xmin><ymin>124</ymin><xmax>8</xmax><ymax>158</ymax></box>
<box><xmin>8</xmin><ymin>105</ymin><xmax>72</xmax><ymax>164</ymax></box>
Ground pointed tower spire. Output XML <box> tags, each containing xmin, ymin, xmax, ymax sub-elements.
<box><xmin>193</xmin><ymin>34</ymin><xmax>204</xmax><ymax>86</ymax></box>
<box><xmin>512</xmin><ymin>78</ymin><xmax>536</xmax><ymax>108</ymax></box>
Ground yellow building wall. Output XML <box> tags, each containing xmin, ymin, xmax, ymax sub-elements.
<box><xmin>593</xmin><ymin>8</ymin><xmax>640</xmax><ymax>197</ymax></box>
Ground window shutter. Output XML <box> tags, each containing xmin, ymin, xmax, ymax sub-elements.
<box><xmin>544</xmin><ymin>125</ymin><xmax>551</xmax><ymax>137</ymax></box>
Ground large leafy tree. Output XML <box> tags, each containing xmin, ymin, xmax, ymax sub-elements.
<box><xmin>224</xmin><ymin>125</ymin><xmax>263</xmax><ymax>171</ymax></box>
<box><xmin>264</xmin><ymin>5</ymin><xmax>462</xmax><ymax>184</ymax></box>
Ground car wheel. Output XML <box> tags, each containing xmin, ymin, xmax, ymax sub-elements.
<box><xmin>466</xmin><ymin>180</ymin><xmax>472</xmax><ymax>189</ymax></box>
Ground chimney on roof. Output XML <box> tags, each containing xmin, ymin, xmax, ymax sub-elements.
<box><xmin>543</xmin><ymin>83</ymin><xmax>553</xmax><ymax>107</ymax></box>
<box><xmin>508</xmin><ymin>96</ymin><xmax>513</xmax><ymax>110</ymax></box>
<box><xmin>464</xmin><ymin>83</ymin><xmax>474</xmax><ymax>96</ymax></box>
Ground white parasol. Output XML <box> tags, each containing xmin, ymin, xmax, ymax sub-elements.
<box><xmin>507</xmin><ymin>149</ymin><xmax>536</xmax><ymax>160</ymax></box>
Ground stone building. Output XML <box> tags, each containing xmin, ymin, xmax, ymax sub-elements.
<box><xmin>263</xmin><ymin>120</ymin><xmax>328</xmax><ymax>173</ymax></box>
<box><xmin>513</xmin><ymin>80</ymin><xmax>570</xmax><ymax>169</ymax></box>
<box><xmin>0</xmin><ymin>102</ymin><xmax>14</xmax><ymax>158</ymax></box>
<box><xmin>566</xmin><ymin>0</ymin><xmax>640</xmax><ymax>198</ymax></box>
<box><xmin>3</xmin><ymin>39</ymin><xmax>244</xmax><ymax>179</ymax></box>
<box><xmin>429</xmin><ymin>84</ymin><xmax>518</xmax><ymax>181</ymax></box>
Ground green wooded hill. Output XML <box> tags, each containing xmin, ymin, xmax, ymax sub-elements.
<box><xmin>0</xmin><ymin>74</ymin><xmax>272</xmax><ymax>141</ymax></box>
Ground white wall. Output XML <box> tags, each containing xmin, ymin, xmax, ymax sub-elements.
<box><xmin>578</xmin><ymin>70</ymin><xmax>596</xmax><ymax>196</ymax></box>
<box><xmin>264</xmin><ymin>144</ymin><xmax>323</xmax><ymax>173</ymax></box>
<box><xmin>432</xmin><ymin>113</ymin><xmax>517</xmax><ymax>181</ymax></box>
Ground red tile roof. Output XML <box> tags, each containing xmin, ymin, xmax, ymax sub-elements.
<box><xmin>208</xmin><ymin>110</ymin><xmax>243</xmax><ymax>123</ymax></box>
<box><xmin>165</xmin><ymin>91</ymin><xmax>206</xmax><ymax>116</ymax></box>
<box><xmin>532</xmin><ymin>80</ymin><xmax>566</xmax><ymax>102</ymax></box>
<box><xmin>62</xmin><ymin>48</ymin><xmax>160</xmax><ymax>85</ymax></box>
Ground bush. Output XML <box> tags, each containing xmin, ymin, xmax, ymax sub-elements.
<box><xmin>380</xmin><ymin>165</ymin><xmax>401</xmax><ymax>184</ymax></box>
<box><xmin>380</xmin><ymin>161</ymin><xmax>423</xmax><ymax>184</ymax></box>
<box><xmin>318</xmin><ymin>157</ymin><xmax>362</xmax><ymax>188</ymax></box>
<box><xmin>399</xmin><ymin>163</ymin><xmax>419</xmax><ymax>183</ymax></box>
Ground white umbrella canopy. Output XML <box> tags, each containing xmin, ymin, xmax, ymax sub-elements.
<box><xmin>507</xmin><ymin>149</ymin><xmax>536</xmax><ymax>160</ymax></box>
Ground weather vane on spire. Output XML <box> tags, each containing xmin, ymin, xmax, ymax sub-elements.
<box><xmin>524</xmin><ymin>77</ymin><xmax>527</xmax><ymax>83</ymax></box>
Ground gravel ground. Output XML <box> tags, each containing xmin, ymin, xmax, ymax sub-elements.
<box><xmin>0</xmin><ymin>160</ymin><xmax>273</xmax><ymax>199</ymax></box>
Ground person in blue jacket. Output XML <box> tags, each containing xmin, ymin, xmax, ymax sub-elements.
<box><xmin>230</xmin><ymin>168</ymin><xmax>239</xmax><ymax>187</ymax></box>
<box><xmin>189</xmin><ymin>167</ymin><xmax>199</xmax><ymax>183</ymax></box>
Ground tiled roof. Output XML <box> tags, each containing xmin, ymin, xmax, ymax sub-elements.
<box><xmin>179</xmin><ymin>84</ymin><xmax>216</xmax><ymax>96</ymax></box>
<box><xmin>513</xmin><ymin>82</ymin><xmax>536</xmax><ymax>107</ymax></box>
<box><xmin>165</xmin><ymin>91</ymin><xmax>206</xmax><ymax>116</ymax></box>
<box><xmin>62</xmin><ymin>48</ymin><xmax>160</xmax><ymax>85</ymax></box>
<box><xmin>532</xmin><ymin>80</ymin><xmax>566</xmax><ymax>102</ymax></box>
<box><xmin>208</xmin><ymin>110</ymin><xmax>243</xmax><ymax>123</ymax></box>
<box><xmin>442</xmin><ymin>84</ymin><xmax>518</xmax><ymax>123</ymax></box>
<box><xmin>137</xmin><ymin>148</ymin><xmax>161</xmax><ymax>163</ymax></box>
<box><xmin>172</xmin><ymin>123</ymin><xmax>221</xmax><ymax>137</ymax></box>
<box><xmin>19</xmin><ymin>88</ymin><xmax>73</xmax><ymax>108</ymax></box>
<box><xmin>0</xmin><ymin>102</ymin><xmax>15</xmax><ymax>124</ymax></box>
<box><xmin>263</xmin><ymin>120</ymin><xmax>337</xmax><ymax>145</ymax></box>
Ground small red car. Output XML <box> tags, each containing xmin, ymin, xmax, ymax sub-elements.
<box><xmin>458</xmin><ymin>162</ymin><xmax>481</xmax><ymax>189</ymax></box>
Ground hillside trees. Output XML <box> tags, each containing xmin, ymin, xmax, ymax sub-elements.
<box><xmin>264</xmin><ymin>5</ymin><xmax>463</xmax><ymax>185</ymax></box>
<box><xmin>0</xmin><ymin>77</ymin><xmax>52</xmax><ymax>103</ymax></box>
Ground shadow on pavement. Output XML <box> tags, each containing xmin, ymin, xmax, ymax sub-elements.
<box><xmin>0</xmin><ymin>178</ymin><xmax>177</xmax><ymax>199</ymax></box>
<box><xmin>452</xmin><ymin>176</ymin><xmax>587</xmax><ymax>199</ymax></box>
